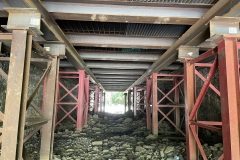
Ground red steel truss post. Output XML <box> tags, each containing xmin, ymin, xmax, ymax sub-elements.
<box><xmin>133</xmin><ymin>86</ymin><xmax>137</xmax><ymax>117</ymax></box>
<box><xmin>40</xmin><ymin>56</ymin><xmax>60</xmax><ymax>159</ymax></box>
<box><xmin>174</xmin><ymin>78</ymin><xmax>180</xmax><ymax>131</ymax></box>
<box><xmin>77</xmin><ymin>70</ymin><xmax>85</xmax><ymax>131</ymax></box>
<box><xmin>146</xmin><ymin>76</ymin><xmax>152</xmax><ymax>130</ymax></box>
<box><xmin>94</xmin><ymin>86</ymin><xmax>100</xmax><ymax>114</ymax></box>
<box><xmin>152</xmin><ymin>73</ymin><xmax>158</xmax><ymax>136</ymax></box>
<box><xmin>124</xmin><ymin>93</ymin><xmax>127</xmax><ymax>113</ymax></box>
<box><xmin>218</xmin><ymin>37</ymin><xmax>240</xmax><ymax>160</ymax></box>
<box><xmin>184</xmin><ymin>60</ymin><xmax>198</xmax><ymax>160</ymax></box>
<box><xmin>84</xmin><ymin>75</ymin><xmax>90</xmax><ymax>125</ymax></box>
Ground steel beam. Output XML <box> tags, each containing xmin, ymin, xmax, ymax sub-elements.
<box><xmin>60</xmin><ymin>61</ymin><xmax>182</xmax><ymax>70</ymax></box>
<box><xmin>184</xmin><ymin>60</ymin><xmax>198</xmax><ymax>160</ymax></box>
<box><xmin>1</xmin><ymin>30</ymin><xmax>28</xmax><ymax>160</ymax></box>
<box><xmin>98</xmin><ymin>79</ymin><xmax>136</xmax><ymax>82</ymax></box>
<box><xmin>152</xmin><ymin>73</ymin><xmax>158</xmax><ymax>136</ymax></box>
<box><xmin>78</xmin><ymin>50</ymin><xmax>161</xmax><ymax>62</ymax></box>
<box><xmin>133</xmin><ymin>86</ymin><xmax>137</xmax><ymax>117</ymax></box>
<box><xmin>91</xmin><ymin>69</ymin><xmax>145</xmax><ymax>75</ymax></box>
<box><xmin>42</xmin><ymin>1</ymin><xmax>208</xmax><ymax>25</ymax></box>
<box><xmin>174</xmin><ymin>78</ymin><xmax>180</xmax><ymax>132</ymax></box>
<box><xmin>40</xmin><ymin>56</ymin><xmax>59</xmax><ymax>160</ymax></box>
<box><xmin>77</xmin><ymin>70</ymin><xmax>85</xmax><ymax>131</ymax></box>
<box><xmin>66</xmin><ymin>34</ymin><xmax>176</xmax><ymax>49</ymax></box>
<box><xmin>94</xmin><ymin>86</ymin><xmax>100</xmax><ymax>114</ymax></box>
<box><xmin>218</xmin><ymin>37</ymin><xmax>240</xmax><ymax>160</ymax></box>
<box><xmin>124</xmin><ymin>93</ymin><xmax>127</xmax><ymax>113</ymax></box>
<box><xmin>146</xmin><ymin>76</ymin><xmax>152</xmax><ymax>130</ymax></box>
<box><xmin>95</xmin><ymin>74</ymin><xmax>140</xmax><ymax>79</ymax></box>
<box><xmin>125</xmin><ymin>0</ymin><xmax>238</xmax><ymax>92</ymax></box>
<box><xmin>19</xmin><ymin>0</ymin><xmax>105</xmax><ymax>90</ymax></box>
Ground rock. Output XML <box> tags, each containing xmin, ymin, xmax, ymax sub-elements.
<box><xmin>92</xmin><ymin>141</ymin><xmax>103</xmax><ymax>146</ymax></box>
<box><xmin>122</xmin><ymin>118</ymin><xmax>133</xmax><ymax>124</ymax></box>
<box><xmin>165</xmin><ymin>146</ymin><xmax>175</xmax><ymax>154</ymax></box>
<box><xmin>146</xmin><ymin>134</ymin><xmax>157</xmax><ymax>140</ymax></box>
<box><xmin>92</xmin><ymin>114</ymin><xmax>99</xmax><ymax>121</ymax></box>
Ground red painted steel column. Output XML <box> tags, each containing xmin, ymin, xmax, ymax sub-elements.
<box><xmin>99</xmin><ymin>90</ymin><xmax>103</xmax><ymax>112</ymax></box>
<box><xmin>174</xmin><ymin>78</ymin><xmax>180</xmax><ymax>131</ymax></box>
<box><xmin>152</xmin><ymin>73</ymin><xmax>158</xmax><ymax>136</ymax></box>
<box><xmin>40</xmin><ymin>56</ymin><xmax>60</xmax><ymax>159</ymax></box>
<box><xmin>133</xmin><ymin>86</ymin><xmax>137</xmax><ymax>117</ymax></box>
<box><xmin>218</xmin><ymin>37</ymin><xmax>240</xmax><ymax>160</ymax></box>
<box><xmin>77</xmin><ymin>70</ymin><xmax>85</xmax><ymax>131</ymax></box>
<box><xmin>84</xmin><ymin>75</ymin><xmax>90</xmax><ymax>125</ymax></box>
<box><xmin>94</xmin><ymin>86</ymin><xmax>100</xmax><ymax>114</ymax></box>
<box><xmin>184</xmin><ymin>60</ymin><xmax>198</xmax><ymax>160</ymax></box>
<box><xmin>146</xmin><ymin>77</ymin><xmax>152</xmax><ymax>130</ymax></box>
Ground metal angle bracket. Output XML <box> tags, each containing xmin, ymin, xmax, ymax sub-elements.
<box><xmin>2</xmin><ymin>8</ymin><xmax>43</xmax><ymax>36</ymax></box>
<box><xmin>210</xmin><ymin>16</ymin><xmax>240</xmax><ymax>37</ymax></box>
<box><xmin>44</xmin><ymin>42</ymin><xmax>66</xmax><ymax>58</ymax></box>
<box><xmin>177</xmin><ymin>45</ymin><xmax>199</xmax><ymax>62</ymax></box>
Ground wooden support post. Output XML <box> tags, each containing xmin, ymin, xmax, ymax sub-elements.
<box><xmin>184</xmin><ymin>60</ymin><xmax>198</xmax><ymax>160</ymax></box>
<box><xmin>218</xmin><ymin>37</ymin><xmax>240</xmax><ymax>160</ymax></box>
<box><xmin>152</xmin><ymin>73</ymin><xmax>158</xmax><ymax>136</ymax></box>
<box><xmin>1</xmin><ymin>30</ymin><xmax>28</xmax><ymax>160</ymax></box>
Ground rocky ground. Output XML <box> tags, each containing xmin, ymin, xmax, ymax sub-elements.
<box><xmin>25</xmin><ymin>112</ymin><xmax>223</xmax><ymax>160</ymax></box>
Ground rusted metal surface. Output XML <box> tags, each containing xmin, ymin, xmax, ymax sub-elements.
<box><xmin>146</xmin><ymin>76</ymin><xmax>152</xmax><ymax>130</ymax></box>
<box><xmin>84</xmin><ymin>75</ymin><xmax>90</xmax><ymax>125</ymax></box>
<box><xmin>66</xmin><ymin>33</ymin><xmax>177</xmax><ymax>49</ymax></box>
<box><xmin>79</xmin><ymin>51</ymin><xmax>161</xmax><ymax>62</ymax></box>
<box><xmin>184</xmin><ymin>60</ymin><xmax>198</xmax><ymax>160</ymax></box>
<box><xmin>0</xmin><ymin>33</ymin><xmax>12</xmax><ymax>40</ymax></box>
<box><xmin>94</xmin><ymin>86</ymin><xmax>100</xmax><ymax>114</ymax></box>
<box><xmin>151</xmin><ymin>73</ymin><xmax>185</xmax><ymax>136</ymax></box>
<box><xmin>43</xmin><ymin>1</ymin><xmax>208</xmax><ymax>25</ymax></box>
<box><xmin>77</xmin><ymin>70</ymin><xmax>85</xmax><ymax>131</ymax></box>
<box><xmin>125</xmin><ymin>0</ymin><xmax>237</xmax><ymax>92</ymax></box>
<box><xmin>151</xmin><ymin>73</ymin><xmax>158</xmax><ymax>136</ymax></box>
<box><xmin>1</xmin><ymin>30</ymin><xmax>28</xmax><ymax>160</ymax></box>
<box><xmin>40</xmin><ymin>57</ymin><xmax>59</xmax><ymax>159</ymax></box>
<box><xmin>17</xmin><ymin>34</ymin><xmax>32</xmax><ymax>158</ymax></box>
<box><xmin>218</xmin><ymin>37</ymin><xmax>240</xmax><ymax>160</ymax></box>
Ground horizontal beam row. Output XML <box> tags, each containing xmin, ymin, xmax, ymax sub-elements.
<box><xmin>66</xmin><ymin>34</ymin><xmax>177</xmax><ymax>49</ymax></box>
<box><xmin>60</xmin><ymin>61</ymin><xmax>182</xmax><ymax>70</ymax></box>
<box><xmin>42</xmin><ymin>1</ymin><xmax>208</xmax><ymax>25</ymax></box>
<box><xmin>79</xmin><ymin>50</ymin><xmax>161</xmax><ymax>62</ymax></box>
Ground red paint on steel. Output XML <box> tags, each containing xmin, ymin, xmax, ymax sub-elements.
<box><xmin>189</xmin><ymin>58</ymin><xmax>218</xmax><ymax>121</ymax></box>
<box><xmin>218</xmin><ymin>37</ymin><xmax>240</xmax><ymax>160</ymax></box>
<box><xmin>77</xmin><ymin>70</ymin><xmax>85</xmax><ymax>131</ymax></box>
<box><xmin>184</xmin><ymin>60</ymin><xmax>198</xmax><ymax>160</ymax></box>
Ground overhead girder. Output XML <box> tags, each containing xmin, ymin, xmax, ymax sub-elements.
<box><xmin>91</xmin><ymin>69</ymin><xmax>146</xmax><ymax>75</ymax></box>
<box><xmin>60</xmin><ymin>61</ymin><xmax>182</xmax><ymax>70</ymax></box>
<box><xmin>95</xmin><ymin>74</ymin><xmax>140</xmax><ymax>79</ymax></box>
<box><xmin>78</xmin><ymin>50</ymin><xmax>161</xmax><ymax>62</ymax></box>
<box><xmin>66</xmin><ymin>34</ymin><xmax>177</xmax><ymax>49</ymax></box>
<box><xmin>41</xmin><ymin>1</ymin><xmax>209</xmax><ymax>25</ymax></box>
<box><xmin>125</xmin><ymin>0</ymin><xmax>240</xmax><ymax>92</ymax></box>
